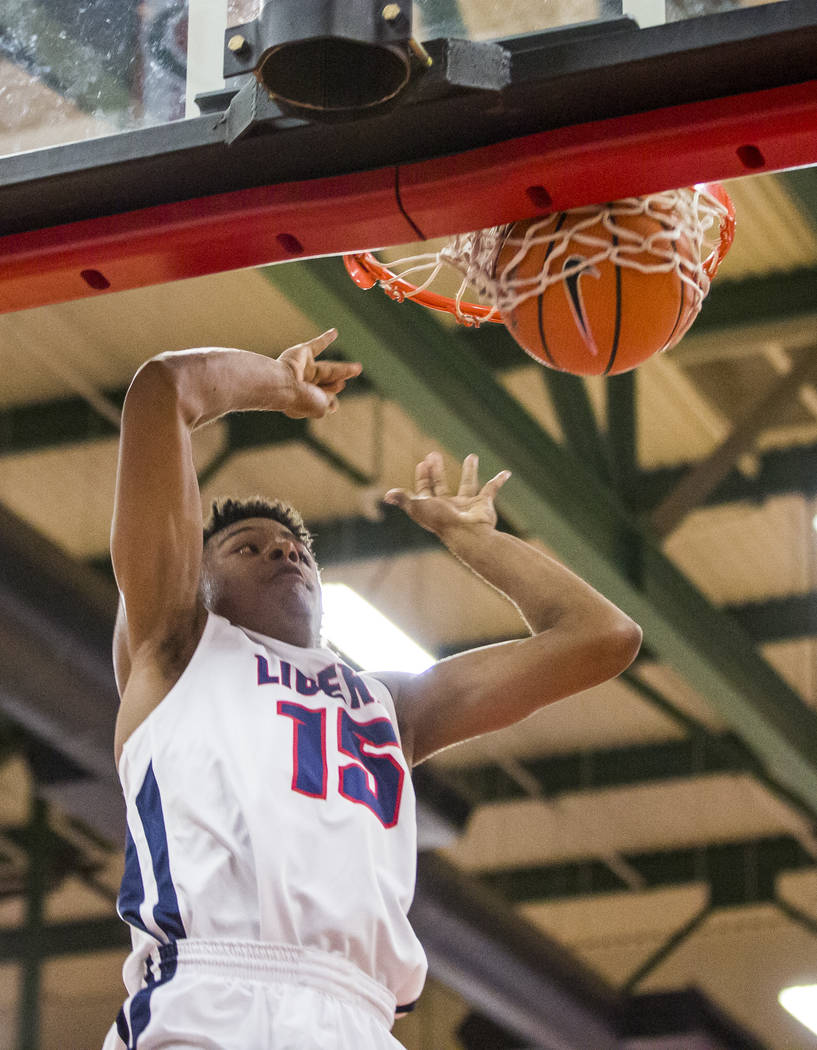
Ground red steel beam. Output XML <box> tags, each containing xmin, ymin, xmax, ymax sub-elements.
<box><xmin>1</xmin><ymin>78</ymin><xmax>815</xmax><ymax>315</ymax></box>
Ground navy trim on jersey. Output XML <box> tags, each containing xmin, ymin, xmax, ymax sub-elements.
<box><xmin>135</xmin><ymin>761</ymin><xmax>186</xmax><ymax>941</ymax></box>
<box><xmin>115</xmin><ymin>1006</ymin><xmax>130</xmax><ymax>1044</ymax></box>
<box><xmin>396</xmin><ymin>998</ymin><xmax>418</xmax><ymax>1015</ymax></box>
<box><xmin>117</xmin><ymin>825</ymin><xmax>149</xmax><ymax>933</ymax></box>
<box><xmin>119</xmin><ymin>951</ymin><xmax>179</xmax><ymax>1049</ymax></box>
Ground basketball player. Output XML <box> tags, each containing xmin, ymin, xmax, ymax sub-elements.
<box><xmin>104</xmin><ymin>328</ymin><xmax>641</xmax><ymax>1049</ymax></box>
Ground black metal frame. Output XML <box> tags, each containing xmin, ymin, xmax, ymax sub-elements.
<box><xmin>0</xmin><ymin>0</ymin><xmax>815</xmax><ymax>236</ymax></box>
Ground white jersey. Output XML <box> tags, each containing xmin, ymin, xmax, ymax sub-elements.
<box><xmin>115</xmin><ymin>612</ymin><xmax>427</xmax><ymax>1023</ymax></box>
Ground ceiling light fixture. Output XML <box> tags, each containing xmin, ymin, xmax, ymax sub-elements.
<box><xmin>779</xmin><ymin>984</ymin><xmax>817</xmax><ymax>1037</ymax></box>
<box><xmin>322</xmin><ymin>582</ymin><xmax>435</xmax><ymax>673</ymax></box>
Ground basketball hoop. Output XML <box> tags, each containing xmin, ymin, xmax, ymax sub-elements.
<box><xmin>343</xmin><ymin>182</ymin><xmax>735</xmax><ymax>332</ymax></box>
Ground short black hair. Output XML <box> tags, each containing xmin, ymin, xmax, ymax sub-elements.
<box><xmin>203</xmin><ymin>497</ymin><xmax>315</xmax><ymax>554</ymax></box>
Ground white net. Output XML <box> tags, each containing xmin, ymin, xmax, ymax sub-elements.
<box><xmin>366</xmin><ymin>185</ymin><xmax>732</xmax><ymax>327</ymax></box>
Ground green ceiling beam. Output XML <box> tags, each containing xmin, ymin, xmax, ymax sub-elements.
<box><xmin>480</xmin><ymin>834</ymin><xmax>813</xmax><ymax>907</ymax></box>
<box><xmin>261</xmin><ymin>255</ymin><xmax>817</xmax><ymax>816</ymax></box>
<box><xmin>606</xmin><ymin>372</ymin><xmax>637</xmax><ymax>504</ymax></box>
<box><xmin>18</xmin><ymin>796</ymin><xmax>46</xmax><ymax>1050</ymax></box>
<box><xmin>442</xmin><ymin>731</ymin><xmax>759</xmax><ymax>806</ymax></box>
<box><xmin>650</xmin><ymin>351</ymin><xmax>817</xmax><ymax>539</ymax></box>
<box><xmin>690</xmin><ymin>267</ymin><xmax>817</xmax><ymax>333</ymax></box>
<box><xmin>540</xmin><ymin>371</ymin><xmax>610</xmax><ymax>483</ymax></box>
<box><xmin>0</xmin><ymin>388</ymin><xmax>125</xmax><ymax>454</ymax></box>
<box><xmin>85</xmin><ymin>514</ymin><xmax>817</xmax><ymax>646</ymax></box>
<box><xmin>777</xmin><ymin>167</ymin><xmax>817</xmax><ymax>234</ymax></box>
<box><xmin>728</xmin><ymin>592</ymin><xmax>817</xmax><ymax>643</ymax></box>
<box><xmin>633</xmin><ymin>440</ymin><xmax>817</xmax><ymax>510</ymax></box>
<box><xmin>0</xmin><ymin>915</ymin><xmax>129</xmax><ymax>961</ymax></box>
<box><xmin>13</xmin><ymin>400</ymin><xmax>817</xmax><ymax>515</ymax></box>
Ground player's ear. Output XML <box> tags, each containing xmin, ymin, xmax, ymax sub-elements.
<box><xmin>199</xmin><ymin>545</ymin><xmax>216</xmax><ymax>609</ymax></box>
<box><xmin>314</xmin><ymin>587</ymin><xmax>325</xmax><ymax>646</ymax></box>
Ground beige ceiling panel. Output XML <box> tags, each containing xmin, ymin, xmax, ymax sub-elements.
<box><xmin>632</xmin><ymin>905</ymin><xmax>817</xmax><ymax>1050</ymax></box>
<box><xmin>308</xmin><ymin>393</ymin><xmax>382</xmax><ymax>491</ymax></box>
<box><xmin>629</xmin><ymin>661</ymin><xmax>728</xmax><ymax>730</ymax></box>
<box><xmin>200</xmin><ymin>398</ymin><xmax>470</xmax><ymax>527</ymax></box>
<box><xmin>310</xmin><ymin>396</ymin><xmax>473</xmax><ymax>514</ymax></box>
<box><xmin>677</xmin><ymin>313</ymin><xmax>817</xmax><ymax>370</ymax></box>
<box><xmin>0</xmin><ymin>267</ymin><xmax>321</xmax><ymax>407</ymax></box>
<box><xmin>636</xmin><ymin>354</ymin><xmax>729</xmax><ymax>468</ymax></box>
<box><xmin>0</xmin><ymin>421</ymin><xmax>223</xmax><ymax>560</ymax></box>
<box><xmin>662</xmin><ymin>494</ymin><xmax>813</xmax><ymax>605</ymax></box>
<box><xmin>0</xmin><ymin>440</ymin><xmax>119</xmax><ymax>557</ymax></box>
<box><xmin>761</xmin><ymin>638</ymin><xmax>817</xmax><ymax>709</ymax></box>
<box><xmin>88</xmin><ymin>265</ymin><xmax>322</xmax><ymax>367</ymax></box>
<box><xmin>777</xmin><ymin>869</ymin><xmax>817</xmax><ymax>919</ymax></box>
<box><xmin>522</xmin><ymin>883</ymin><xmax>708</xmax><ymax>948</ymax></box>
<box><xmin>0</xmin><ymin>757</ymin><xmax>30</xmax><ymax>826</ymax></box>
<box><xmin>445</xmin><ymin>773</ymin><xmax>792</xmax><ymax>873</ymax></box>
<box><xmin>566</xmin><ymin>903</ymin><xmax>816</xmax><ymax>1049</ymax></box>
<box><xmin>720</xmin><ymin>174</ymin><xmax>817</xmax><ymax>279</ymax></box>
<box><xmin>0</xmin><ymin>898</ymin><xmax>24</xmax><ymax>926</ymax></box>
<box><xmin>756</xmin><ymin>419</ymin><xmax>817</xmax><ymax>452</ymax></box>
<box><xmin>202</xmin><ymin>441</ymin><xmax>366</xmax><ymax>524</ymax></box>
<box><xmin>498</xmin><ymin>366</ymin><xmax>566</xmax><ymax>440</ymax></box>
<box><xmin>40</xmin><ymin>951</ymin><xmax>128</xmax><ymax>1049</ymax></box>
<box><xmin>0</xmin><ymin>966</ymin><xmax>19</xmax><ymax>1050</ymax></box>
<box><xmin>44</xmin><ymin>876</ymin><xmax>114</xmax><ymax>923</ymax></box>
<box><xmin>375</xmin><ymin>401</ymin><xmax>468</xmax><ymax>497</ymax></box>
<box><xmin>431</xmin><ymin>674</ymin><xmax>684</xmax><ymax>769</ymax></box>
<box><xmin>392</xmin><ymin>978</ymin><xmax>470</xmax><ymax>1050</ymax></box>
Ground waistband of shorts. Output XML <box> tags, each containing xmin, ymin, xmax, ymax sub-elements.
<box><xmin>152</xmin><ymin>938</ymin><xmax>397</xmax><ymax>1027</ymax></box>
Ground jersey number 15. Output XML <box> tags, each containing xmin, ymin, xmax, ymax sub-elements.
<box><xmin>278</xmin><ymin>702</ymin><xmax>404</xmax><ymax>828</ymax></box>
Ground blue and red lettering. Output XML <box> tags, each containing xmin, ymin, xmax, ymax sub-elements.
<box><xmin>338</xmin><ymin>715</ymin><xmax>404</xmax><ymax>829</ymax></box>
<box><xmin>277</xmin><ymin>702</ymin><xmax>327</xmax><ymax>798</ymax></box>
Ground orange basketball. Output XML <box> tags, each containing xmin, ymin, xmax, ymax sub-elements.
<box><xmin>493</xmin><ymin>205</ymin><xmax>701</xmax><ymax>376</ymax></box>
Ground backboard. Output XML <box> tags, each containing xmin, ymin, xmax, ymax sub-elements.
<box><xmin>0</xmin><ymin>0</ymin><xmax>800</xmax><ymax>154</ymax></box>
<box><xmin>1</xmin><ymin>0</ymin><xmax>815</xmax><ymax>312</ymax></box>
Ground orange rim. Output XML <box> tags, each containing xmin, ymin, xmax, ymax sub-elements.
<box><xmin>698</xmin><ymin>181</ymin><xmax>736</xmax><ymax>280</ymax></box>
<box><xmin>343</xmin><ymin>250</ymin><xmax>504</xmax><ymax>325</ymax></box>
<box><xmin>343</xmin><ymin>182</ymin><xmax>736</xmax><ymax>325</ymax></box>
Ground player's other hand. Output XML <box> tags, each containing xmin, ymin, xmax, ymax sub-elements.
<box><xmin>279</xmin><ymin>329</ymin><xmax>362</xmax><ymax>418</ymax></box>
<box><xmin>384</xmin><ymin>452</ymin><xmax>510</xmax><ymax>538</ymax></box>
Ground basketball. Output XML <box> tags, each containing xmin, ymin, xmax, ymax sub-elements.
<box><xmin>492</xmin><ymin>203</ymin><xmax>702</xmax><ymax>376</ymax></box>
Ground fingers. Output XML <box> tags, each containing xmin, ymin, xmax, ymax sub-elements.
<box><xmin>284</xmin><ymin>330</ymin><xmax>361</xmax><ymax>380</ymax></box>
<box><xmin>314</xmin><ymin>358</ymin><xmax>362</xmax><ymax>387</ymax></box>
<box><xmin>383</xmin><ymin>488</ymin><xmax>410</xmax><ymax>510</ymax></box>
<box><xmin>480</xmin><ymin>469</ymin><xmax>512</xmax><ymax>500</ymax></box>
<box><xmin>457</xmin><ymin>453</ymin><xmax>480</xmax><ymax>498</ymax></box>
<box><xmin>415</xmin><ymin>451</ymin><xmax>448</xmax><ymax>498</ymax></box>
<box><xmin>306</xmin><ymin>328</ymin><xmax>338</xmax><ymax>357</ymax></box>
<box><xmin>399</xmin><ymin>451</ymin><xmax>510</xmax><ymax>505</ymax></box>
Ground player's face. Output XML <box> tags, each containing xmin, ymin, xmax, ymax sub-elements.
<box><xmin>201</xmin><ymin>517</ymin><xmax>322</xmax><ymax>647</ymax></box>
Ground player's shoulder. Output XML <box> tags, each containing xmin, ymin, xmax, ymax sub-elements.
<box><xmin>367</xmin><ymin>670</ymin><xmax>421</xmax><ymax>763</ymax></box>
<box><xmin>367</xmin><ymin>670</ymin><xmax>413</xmax><ymax>704</ymax></box>
<box><xmin>114</xmin><ymin>603</ymin><xmax>210</xmax><ymax>762</ymax></box>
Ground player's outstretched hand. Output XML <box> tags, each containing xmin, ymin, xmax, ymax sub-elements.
<box><xmin>384</xmin><ymin>452</ymin><xmax>510</xmax><ymax>538</ymax></box>
<box><xmin>279</xmin><ymin>329</ymin><xmax>362</xmax><ymax>419</ymax></box>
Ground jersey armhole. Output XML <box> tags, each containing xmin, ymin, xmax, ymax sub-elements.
<box><xmin>117</xmin><ymin>610</ymin><xmax>223</xmax><ymax>775</ymax></box>
<box><xmin>363</xmin><ymin>671</ymin><xmax>414</xmax><ymax>751</ymax></box>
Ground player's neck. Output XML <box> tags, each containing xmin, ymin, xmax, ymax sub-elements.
<box><xmin>238</xmin><ymin>612</ymin><xmax>319</xmax><ymax>649</ymax></box>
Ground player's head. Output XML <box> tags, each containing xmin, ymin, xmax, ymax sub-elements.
<box><xmin>201</xmin><ymin>497</ymin><xmax>322</xmax><ymax>647</ymax></box>
<box><xmin>203</xmin><ymin>497</ymin><xmax>315</xmax><ymax>551</ymax></box>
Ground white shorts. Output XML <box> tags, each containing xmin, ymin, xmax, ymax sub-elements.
<box><xmin>102</xmin><ymin>940</ymin><xmax>407</xmax><ymax>1050</ymax></box>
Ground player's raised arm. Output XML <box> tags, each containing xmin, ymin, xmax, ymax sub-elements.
<box><xmin>379</xmin><ymin>452</ymin><xmax>642</xmax><ymax>766</ymax></box>
<box><xmin>110</xmin><ymin>330</ymin><xmax>359</xmax><ymax>694</ymax></box>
